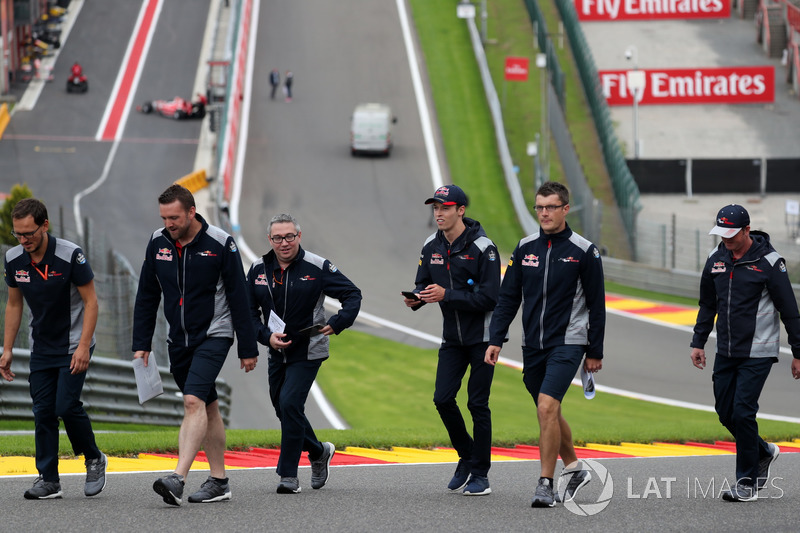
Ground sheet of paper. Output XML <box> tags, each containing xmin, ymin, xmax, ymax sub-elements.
<box><xmin>268</xmin><ymin>310</ymin><xmax>285</xmax><ymax>334</ymax></box>
<box><xmin>132</xmin><ymin>352</ymin><xmax>164</xmax><ymax>404</ymax></box>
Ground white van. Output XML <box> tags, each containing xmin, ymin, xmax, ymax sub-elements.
<box><xmin>350</xmin><ymin>103</ymin><xmax>397</xmax><ymax>156</ymax></box>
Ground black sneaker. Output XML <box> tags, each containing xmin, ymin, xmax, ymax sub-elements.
<box><xmin>153</xmin><ymin>473</ymin><xmax>185</xmax><ymax>506</ymax></box>
<box><xmin>531</xmin><ymin>478</ymin><xmax>556</xmax><ymax>508</ymax></box>
<box><xmin>447</xmin><ymin>459</ymin><xmax>470</xmax><ymax>491</ymax></box>
<box><xmin>722</xmin><ymin>482</ymin><xmax>757</xmax><ymax>502</ymax></box>
<box><xmin>24</xmin><ymin>476</ymin><xmax>63</xmax><ymax>500</ymax></box>
<box><xmin>756</xmin><ymin>443</ymin><xmax>779</xmax><ymax>490</ymax></box>
<box><xmin>188</xmin><ymin>476</ymin><xmax>232</xmax><ymax>503</ymax></box>
<box><xmin>555</xmin><ymin>465</ymin><xmax>592</xmax><ymax>503</ymax></box>
<box><xmin>462</xmin><ymin>475</ymin><xmax>492</xmax><ymax>496</ymax></box>
<box><xmin>84</xmin><ymin>452</ymin><xmax>107</xmax><ymax>497</ymax></box>
<box><xmin>277</xmin><ymin>477</ymin><xmax>301</xmax><ymax>494</ymax></box>
<box><xmin>310</xmin><ymin>442</ymin><xmax>335</xmax><ymax>489</ymax></box>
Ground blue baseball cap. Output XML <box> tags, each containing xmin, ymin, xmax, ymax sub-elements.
<box><xmin>709</xmin><ymin>204</ymin><xmax>750</xmax><ymax>238</ymax></box>
<box><xmin>424</xmin><ymin>185</ymin><xmax>469</xmax><ymax>207</ymax></box>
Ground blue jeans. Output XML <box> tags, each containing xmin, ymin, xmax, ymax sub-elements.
<box><xmin>29</xmin><ymin>352</ymin><xmax>101</xmax><ymax>482</ymax></box>
<box><xmin>433</xmin><ymin>343</ymin><xmax>494</xmax><ymax>477</ymax></box>
<box><xmin>268</xmin><ymin>358</ymin><xmax>325</xmax><ymax>477</ymax></box>
<box><xmin>712</xmin><ymin>355</ymin><xmax>775</xmax><ymax>486</ymax></box>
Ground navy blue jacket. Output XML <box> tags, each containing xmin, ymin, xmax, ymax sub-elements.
<box><xmin>691</xmin><ymin>231</ymin><xmax>800</xmax><ymax>359</ymax></box>
<box><xmin>412</xmin><ymin>218</ymin><xmax>500</xmax><ymax>346</ymax></box>
<box><xmin>489</xmin><ymin>223</ymin><xmax>605</xmax><ymax>358</ymax></box>
<box><xmin>247</xmin><ymin>246</ymin><xmax>362</xmax><ymax>363</ymax></box>
<box><xmin>132</xmin><ymin>214</ymin><xmax>258</xmax><ymax>359</ymax></box>
<box><xmin>4</xmin><ymin>236</ymin><xmax>94</xmax><ymax>356</ymax></box>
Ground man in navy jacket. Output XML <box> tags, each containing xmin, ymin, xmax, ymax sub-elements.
<box><xmin>247</xmin><ymin>213</ymin><xmax>361</xmax><ymax>494</ymax></box>
<box><xmin>133</xmin><ymin>184</ymin><xmax>258</xmax><ymax>506</ymax></box>
<box><xmin>691</xmin><ymin>204</ymin><xmax>800</xmax><ymax>502</ymax></box>
<box><xmin>486</xmin><ymin>181</ymin><xmax>605</xmax><ymax>508</ymax></box>
<box><xmin>404</xmin><ymin>184</ymin><xmax>501</xmax><ymax>496</ymax></box>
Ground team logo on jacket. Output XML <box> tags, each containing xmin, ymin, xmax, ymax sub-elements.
<box><xmin>711</xmin><ymin>261</ymin><xmax>726</xmax><ymax>273</ymax></box>
<box><xmin>779</xmin><ymin>261</ymin><xmax>787</xmax><ymax>273</ymax></box>
<box><xmin>255</xmin><ymin>273</ymin><xmax>268</xmax><ymax>286</ymax></box>
<box><xmin>559</xmin><ymin>256</ymin><xmax>580</xmax><ymax>263</ymax></box>
<box><xmin>14</xmin><ymin>269</ymin><xmax>30</xmax><ymax>283</ymax></box>
<box><xmin>300</xmin><ymin>275</ymin><xmax>317</xmax><ymax>281</ymax></box>
<box><xmin>229</xmin><ymin>241</ymin><xmax>238</xmax><ymax>253</ymax></box>
<box><xmin>746</xmin><ymin>265</ymin><xmax>763</xmax><ymax>273</ymax></box>
<box><xmin>488</xmin><ymin>250</ymin><xmax>496</xmax><ymax>261</ymax></box>
<box><xmin>329</xmin><ymin>264</ymin><xmax>338</xmax><ymax>273</ymax></box>
<box><xmin>431</xmin><ymin>253</ymin><xmax>444</xmax><ymax>265</ymax></box>
<box><xmin>197</xmin><ymin>250</ymin><xmax>218</xmax><ymax>257</ymax></box>
<box><xmin>593</xmin><ymin>248</ymin><xmax>600</xmax><ymax>259</ymax></box>
<box><xmin>460</xmin><ymin>255</ymin><xmax>475</xmax><ymax>261</ymax></box>
<box><xmin>76</xmin><ymin>252</ymin><xmax>86</xmax><ymax>264</ymax></box>
<box><xmin>156</xmin><ymin>247</ymin><xmax>173</xmax><ymax>261</ymax></box>
<box><xmin>521</xmin><ymin>254</ymin><xmax>539</xmax><ymax>267</ymax></box>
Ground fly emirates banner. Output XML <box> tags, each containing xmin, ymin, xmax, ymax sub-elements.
<box><xmin>575</xmin><ymin>0</ymin><xmax>730</xmax><ymax>20</ymax></box>
<box><xmin>599</xmin><ymin>66</ymin><xmax>775</xmax><ymax>106</ymax></box>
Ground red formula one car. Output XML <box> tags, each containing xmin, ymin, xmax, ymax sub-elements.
<box><xmin>136</xmin><ymin>94</ymin><xmax>207</xmax><ymax>120</ymax></box>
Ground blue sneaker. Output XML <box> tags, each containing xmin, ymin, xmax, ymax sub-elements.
<box><xmin>462</xmin><ymin>475</ymin><xmax>491</xmax><ymax>496</ymax></box>
<box><xmin>447</xmin><ymin>459</ymin><xmax>470</xmax><ymax>491</ymax></box>
<box><xmin>531</xmin><ymin>478</ymin><xmax>556</xmax><ymax>508</ymax></box>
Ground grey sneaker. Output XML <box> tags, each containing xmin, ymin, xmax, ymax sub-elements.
<box><xmin>24</xmin><ymin>476</ymin><xmax>63</xmax><ymax>500</ymax></box>
<box><xmin>756</xmin><ymin>443</ymin><xmax>779</xmax><ymax>490</ymax></box>
<box><xmin>447</xmin><ymin>459</ymin><xmax>470</xmax><ymax>491</ymax></box>
<box><xmin>153</xmin><ymin>473</ymin><xmax>185</xmax><ymax>506</ymax></box>
<box><xmin>722</xmin><ymin>482</ymin><xmax>757</xmax><ymax>502</ymax></box>
<box><xmin>277</xmin><ymin>477</ymin><xmax>301</xmax><ymax>494</ymax></box>
<box><xmin>310</xmin><ymin>442</ymin><xmax>335</xmax><ymax>489</ymax></box>
<box><xmin>531</xmin><ymin>477</ymin><xmax>556</xmax><ymax>508</ymax></box>
<box><xmin>555</xmin><ymin>465</ymin><xmax>592</xmax><ymax>503</ymax></box>
<box><xmin>84</xmin><ymin>452</ymin><xmax>107</xmax><ymax>497</ymax></box>
<box><xmin>462</xmin><ymin>474</ymin><xmax>492</xmax><ymax>496</ymax></box>
<box><xmin>188</xmin><ymin>476</ymin><xmax>231</xmax><ymax>503</ymax></box>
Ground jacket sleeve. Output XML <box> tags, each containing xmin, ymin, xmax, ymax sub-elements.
<box><xmin>766</xmin><ymin>257</ymin><xmax>800</xmax><ymax>358</ymax></box>
<box><xmin>444</xmin><ymin>242</ymin><xmax>501</xmax><ymax>313</ymax></box>
<box><xmin>132</xmin><ymin>238</ymin><xmax>160</xmax><ymax>352</ymax></box>
<box><xmin>581</xmin><ymin>245</ymin><xmax>606</xmax><ymax>359</ymax></box>
<box><xmin>411</xmin><ymin>244</ymin><xmax>431</xmax><ymax>311</ymax></box>
<box><xmin>246</xmin><ymin>263</ymin><xmax>273</xmax><ymax>347</ymax></box>
<box><xmin>323</xmin><ymin>262</ymin><xmax>362</xmax><ymax>334</ymax></box>
<box><xmin>222</xmin><ymin>237</ymin><xmax>259</xmax><ymax>358</ymax></box>
<box><xmin>489</xmin><ymin>244</ymin><xmax>523</xmax><ymax>346</ymax></box>
<box><xmin>691</xmin><ymin>256</ymin><xmax>717</xmax><ymax>349</ymax></box>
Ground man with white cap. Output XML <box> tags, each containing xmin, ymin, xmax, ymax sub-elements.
<box><xmin>691</xmin><ymin>204</ymin><xmax>800</xmax><ymax>502</ymax></box>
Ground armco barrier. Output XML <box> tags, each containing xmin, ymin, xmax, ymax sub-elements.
<box><xmin>174</xmin><ymin>169</ymin><xmax>209</xmax><ymax>193</ymax></box>
<box><xmin>0</xmin><ymin>103</ymin><xmax>10</xmax><ymax>139</ymax></box>
<box><xmin>0</xmin><ymin>349</ymin><xmax>232</xmax><ymax>427</ymax></box>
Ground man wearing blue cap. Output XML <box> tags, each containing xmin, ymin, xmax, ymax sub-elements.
<box><xmin>404</xmin><ymin>184</ymin><xmax>501</xmax><ymax>496</ymax></box>
<box><xmin>691</xmin><ymin>204</ymin><xmax>800</xmax><ymax>502</ymax></box>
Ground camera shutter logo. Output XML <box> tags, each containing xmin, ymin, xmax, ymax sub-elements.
<box><xmin>562</xmin><ymin>459</ymin><xmax>613</xmax><ymax>516</ymax></box>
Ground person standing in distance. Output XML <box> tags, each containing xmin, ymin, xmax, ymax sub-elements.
<box><xmin>269</xmin><ymin>69</ymin><xmax>280</xmax><ymax>100</ymax></box>
<box><xmin>485</xmin><ymin>181</ymin><xmax>605</xmax><ymax>508</ymax></box>
<box><xmin>247</xmin><ymin>214</ymin><xmax>361</xmax><ymax>494</ymax></box>
<box><xmin>691</xmin><ymin>204</ymin><xmax>800</xmax><ymax>502</ymax></box>
<box><xmin>284</xmin><ymin>70</ymin><xmax>294</xmax><ymax>102</ymax></box>
<box><xmin>404</xmin><ymin>184</ymin><xmax>501</xmax><ymax>496</ymax></box>
<box><xmin>1</xmin><ymin>198</ymin><xmax>107</xmax><ymax>500</ymax></box>
<box><xmin>132</xmin><ymin>184</ymin><xmax>258</xmax><ymax>506</ymax></box>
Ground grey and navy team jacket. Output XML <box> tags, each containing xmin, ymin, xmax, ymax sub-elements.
<box><xmin>132</xmin><ymin>214</ymin><xmax>258</xmax><ymax>360</ymax></box>
<box><xmin>4</xmin><ymin>236</ymin><xmax>94</xmax><ymax>355</ymax></box>
<box><xmin>412</xmin><ymin>218</ymin><xmax>501</xmax><ymax>346</ymax></box>
<box><xmin>691</xmin><ymin>230</ymin><xmax>800</xmax><ymax>359</ymax></box>
<box><xmin>488</xmin><ymin>223</ymin><xmax>605</xmax><ymax>359</ymax></box>
<box><xmin>246</xmin><ymin>246</ymin><xmax>362</xmax><ymax>364</ymax></box>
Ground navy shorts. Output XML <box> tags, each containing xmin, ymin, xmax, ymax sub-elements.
<box><xmin>522</xmin><ymin>345</ymin><xmax>584</xmax><ymax>403</ymax></box>
<box><xmin>168</xmin><ymin>337</ymin><xmax>233</xmax><ymax>404</ymax></box>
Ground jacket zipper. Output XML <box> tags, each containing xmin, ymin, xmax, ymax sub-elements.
<box><xmin>447</xmin><ymin>244</ymin><xmax>464</xmax><ymax>345</ymax></box>
<box><xmin>539</xmin><ymin>239</ymin><xmax>552</xmax><ymax>349</ymax></box>
<box><xmin>178</xmin><ymin>243</ymin><xmax>188</xmax><ymax>346</ymax></box>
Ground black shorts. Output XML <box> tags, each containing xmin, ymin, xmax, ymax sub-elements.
<box><xmin>168</xmin><ymin>337</ymin><xmax>232</xmax><ymax>404</ymax></box>
<box><xmin>522</xmin><ymin>345</ymin><xmax>584</xmax><ymax>403</ymax></box>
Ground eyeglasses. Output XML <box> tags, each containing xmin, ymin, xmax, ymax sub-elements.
<box><xmin>10</xmin><ymin>224</ymin><xmax>43</xmax><ymax>240</ymax></box>
<box><xmin>270</xmin><ymin>233</ymin><xmax>298</xmax><ymax>244</ymax></box>
<box><xmin>533</xmin><ymin>204</ymin><xmax>565</xmax><ymax>213</ymax></box>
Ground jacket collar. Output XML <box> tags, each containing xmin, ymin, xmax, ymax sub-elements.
<box><xmin>264</xmin><ymin>245</ymin><xmax>305</xmax><ymax>270</ymax></box>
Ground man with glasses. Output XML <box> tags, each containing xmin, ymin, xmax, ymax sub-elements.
<box><xmin>133</xmin><ymin>184</ymin><xmax>258</xmax><ymax>506</ymax></box>
<box><xmin>404</xmin><ymin>184</ymin><xmax>501</xmax><ymax>496</ymax></box>
<box><xmin>246</xmin><ymin>214</ymin><xmax>361</xmax><ymax>494</ymax></box>
<box><xmin>2</xmin><ymin>198</ymin><xmax>107</xmax><ymax>500</ymax></box>
<box><xmin>485</xmin><ymin>181</ymin><xmax>605</xmax><ymax>508</ymax></box>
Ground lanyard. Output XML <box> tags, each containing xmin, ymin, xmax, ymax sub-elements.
<box><xmin>32</xmin><ymin>262</ymin><xmax>48</xmax><ymax>281</ymax></box>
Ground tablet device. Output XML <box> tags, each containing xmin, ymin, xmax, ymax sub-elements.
<box><xmin>401</xmin><ymin>291</ymin><xmax>420</xmax><ymax>301</ymax></box>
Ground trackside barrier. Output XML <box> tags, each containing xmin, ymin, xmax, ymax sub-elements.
<box><xmin>0</xmin><ymin>349</ymin><xmax>232</xmax><ymax>427</ymax></box>
<box><xmin>174</xmin><ymin>169</ymin><xmax>209</xmax><ymax>193</ymax></box>
<box><xmin>0</xmin><ymin>103</ymin><xmax>10</xmax><ymax>139</ymax></box>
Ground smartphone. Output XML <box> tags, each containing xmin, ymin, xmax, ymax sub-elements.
<box><xmin>298</xmin><ymin>324</ymin><xmax>323</xmax><ymax>336</ymax></box>
<box><xmin>401</xmin><ymin>291</ymin><xmax>420</xmax><ymax>301</ymax></box>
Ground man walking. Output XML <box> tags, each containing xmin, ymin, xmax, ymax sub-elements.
<box><xmin>404</xmin><ymin>184</ymin><xmax>501</xmax><ymax>496</ymax></box>
<box><xmin>247</xmin><ymin>214</ymin><xmax>361</xmax><ymax>494</ymax></box>
<box><xmin>691</xmin><ymin>204</ymin><xmax>800</xmax><ymax>502</ymax></box>
<box><xmin>2</xmin><ymin>198</ymin><xmax>107</xmax><ymax>499</ymax></box>
<box><xmin>485</xmin><ymin>181</ymin><xmax>605</xmax><ymax>508</ymax></box>
<box><xmin>133</xmin><ymin>184</ymin><xmax>258</xmax><ymax>506</ymax></box>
